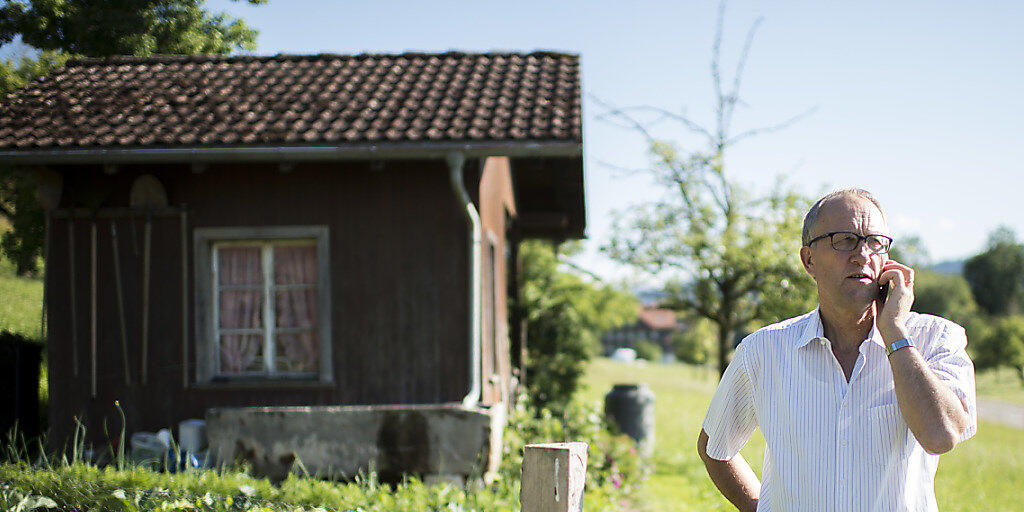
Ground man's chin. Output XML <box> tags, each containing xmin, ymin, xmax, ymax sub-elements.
<box><xmin>837</xmin><ymin>289</ymin><xmax>878</xmax><ymax>309</ymax></box>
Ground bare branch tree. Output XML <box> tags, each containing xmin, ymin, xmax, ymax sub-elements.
<box><xmin>599</xmin><ymin>1</ymin><xmax>818</xmax><ymax>376</ymax></box>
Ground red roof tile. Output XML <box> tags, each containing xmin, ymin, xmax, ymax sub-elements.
<box><xmin>0</xmin><ymin>52</ymin><xmax>581</xmax><ymax>151</ymax></box>
<box><xmin>638</xmin><ymin>308</ymin><xmax>679</xmax><ymax>331</ymax></box>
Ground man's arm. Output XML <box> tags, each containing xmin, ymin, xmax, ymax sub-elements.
<box><xmin>886</xmin><ymin>344</ymin><xmax>971</xmax><ymax>454</ymax></box>
<box><xmin>877</xmin><ymin>260</ymin><xmax>972</xmax><ymax>454</ymax></box>
<box><xmin>698</xmin><ymin>429</ymin><xmax>760</xmax><ymax>512</ymax></box>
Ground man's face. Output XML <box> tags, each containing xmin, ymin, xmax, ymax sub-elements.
<box><xmin>800</xmin><ymin>196</ymin><xmax>890</xmax><ymax>309</ymax></box>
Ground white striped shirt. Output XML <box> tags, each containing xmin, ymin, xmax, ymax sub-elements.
<box><xmin>702</xmin><ymin>308</ymin><xmax>977</xmax><ymax>512</ymax></box>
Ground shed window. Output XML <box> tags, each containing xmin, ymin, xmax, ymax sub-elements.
<box><xmin>193</xmin><ymin>226</ymin><xmax>332</xmax><ymax>384</ymax></box>
<box><xmin>214</xmin><ymin>242</ymin><xmax>319</xmax><ymax>376</ymax></box>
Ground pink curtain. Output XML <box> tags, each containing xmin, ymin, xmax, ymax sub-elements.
<box><xmin>273</xmin><ymin>245</ymin><xmax>319</xmax><ymax>372</ymax></box>
<box><xmin>217</xmin><ymin>247</ymin><xmax>263</xmax><ymax>373</ymax></box>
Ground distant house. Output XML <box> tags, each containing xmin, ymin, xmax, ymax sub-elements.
<box><xmin>0</xmin><ymin>52</ymin><xmax>584</xmax><ymax>480</ymax></box>
<box><xmin>602</xmin><ymin>307</ymin><xmax>683</xmax><ymax>357</ymax></box>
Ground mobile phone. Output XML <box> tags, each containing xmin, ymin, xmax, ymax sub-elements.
<box><xmin>878</xmin><ymin>283</ymin><xmax>890</xmax><ymax>304</ymax></box>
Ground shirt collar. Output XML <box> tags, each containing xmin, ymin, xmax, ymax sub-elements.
<box><xmin>794</xmin><ymin>306</ymin><xmax>887</xmax><ymax>351</ymax></box>
<box><xmin>794</xmin><ymin>307</ymin><xmax>825</xmax><ymax>349</ymax></box>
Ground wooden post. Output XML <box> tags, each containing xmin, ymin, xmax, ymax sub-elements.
<box><xmin>520</xmin><ymin>442</ymin><xmax>588</xmax><ymax>512</ymax></box>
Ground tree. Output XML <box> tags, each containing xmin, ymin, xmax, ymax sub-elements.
<box><xmin>972</xmin><ymin>315</ymin><xmax>1024</xmax><ymax>384</ymax></box>
<box><xmin>887</xmin><ymin>234</ymin><xmax>931</xmax><ymax>270</ymax></box>
<box><xmin>0</xmin><ymin>1</ymin><xmax>266</xmax><ymax>57</ymax></box>
<box><xmin>671</xmin><ymin>316</ymin><xmax>714</xmax><ymax>365</ymax></box>
<box><xmin>963</xmin><ymin>226</ymin><xmax>1024</xmax><ymax>316</ymax></box>
<box><xmin>600</xmin><ymin>2</ymin><xmax>817</xmax><ymax>377</ymax></box>
<box><xmin>910</xmin><ymin>270</ymin><xmax>978</xmax><ymax>327</ymax></box>
<box><xmin>518</xmin><ymin>240</ymin><xmax>638</xmax><ymax>413</ymax></box>
<box><xmin>0</xmin><ymin>0</ymin><xmax>267</xmax><ymax>275</ymax></box>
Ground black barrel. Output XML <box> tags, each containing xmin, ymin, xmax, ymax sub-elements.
<box><xmin>0</xmin><ymin>331</ymin><xmax>42</xmax><ymax>444</ymax></box>
<box><xmin>604</xmin><ymin>383</ymin><xmax>655</xmax><ymax>456</ymax></box>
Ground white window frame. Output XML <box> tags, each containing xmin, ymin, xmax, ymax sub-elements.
<box><xmin>194</xmin><ymin>226</ymin><xmax>332</xmax><ymax>384</ymax></box>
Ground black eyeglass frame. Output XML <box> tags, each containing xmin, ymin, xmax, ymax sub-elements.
<box><xmin>805</xmin><ymin>231</ymin><xmax>894</xmax><ymax>254</ymax></box>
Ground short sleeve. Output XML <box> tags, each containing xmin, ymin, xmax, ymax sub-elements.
<box><xmin>922</xmin><ymin>322</ymin><xmax>977</xmax><ymax>442</ymax></box>
<box><xmin>702</xmin><ymin>340</ymin><xmax>758</xmax><ymax>460</ymax></box>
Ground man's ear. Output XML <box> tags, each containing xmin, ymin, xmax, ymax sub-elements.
<box><xmin>800</xmin><ymin>246</ymin><xmax>814</xmax><ymax>275</ymax></box>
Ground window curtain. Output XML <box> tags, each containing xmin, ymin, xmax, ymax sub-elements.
<box><xmin>273</xmin><ymin>245</ymin><xmax>319</xmax><ymax>372</ymax></box>
<box><xmin>217</xmin><ymin>246</ymin><xmax>263</xmax><ymax>373</ymax></box>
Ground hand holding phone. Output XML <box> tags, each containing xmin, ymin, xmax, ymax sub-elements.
<box><xmin>878</xmin><ymin>282</ymin><xmax>890</xmax><ymax>304</ymax></box>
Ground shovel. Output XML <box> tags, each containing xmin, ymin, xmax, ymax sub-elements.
<box><xmin>129</xmin><ymin>175</ymin><xmax>169</xmax><ymax>385</ymax></box>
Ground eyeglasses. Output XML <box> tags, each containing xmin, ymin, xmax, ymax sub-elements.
<box><xmin>806</xmin><ymin>231</ymin><xmax>893</xmax><ymax>254</ymax></box>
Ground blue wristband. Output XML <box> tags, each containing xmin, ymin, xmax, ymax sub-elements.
<box><xmin>886</xmin><ymin>337</ymin><xmax>915</xmax><ymax>356</ymax></box>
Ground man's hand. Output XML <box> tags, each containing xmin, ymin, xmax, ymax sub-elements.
<box><xmin>876</xmin><ymin>259</ymin><xmax>915</xmax><ymax>341</ymax></box>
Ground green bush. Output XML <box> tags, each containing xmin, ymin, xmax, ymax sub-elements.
<box><xmin>518</xmin><ymin>240</ymin><xmax>638</xmax><ymax>414</ymax></box>
<box><xmin>972</xmin><ymin>315</ymin><xmax>1024</xmax><ymax>383</ymax></box>
<box><xmin>671</xmin><ymin>318</ymin><xmax>714</xmax><ymax>365</ymax></box>
<box><xmin>634</xmin><ymin>340</ymin><xmax>662</xmax><ymax>362</ymax></box>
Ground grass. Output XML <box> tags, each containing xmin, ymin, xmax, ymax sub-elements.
<box><xmin>0</xmin><ymin>245</ymin><xmax>44</xmax><ymax>338</ymax></box>
<box><xmin>579</xmin><ymin>357</ymin><xmax>1024</xmax><ymax>511</ymax></box>
<box><xmin>975</xmin><ymin>366</ymin><xmax>1024</xmax><ymax>405</ymax></box>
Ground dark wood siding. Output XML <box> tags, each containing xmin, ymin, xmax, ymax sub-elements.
<box><xmin>45</xmin><ymin>160</ymin><xmax>471</xmax><ymax>447</ymax></box>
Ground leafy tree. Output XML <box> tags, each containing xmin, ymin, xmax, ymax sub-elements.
<box><xmin>0</xmin><ymin>0</ymin><xmax>266</xmax><ymax>275</ymax></box>
<box><xmin>0</xmin><ymin>1</ymin><xmax>266</xmax><ymax>56</ymax></box>
<box><xmin>599</xmin><ymin>3</ymin><xmax>817</xmax><ymax>376</ymax></box>
<box><xmin>911</xmin><ymin>270</ymin><xmax>978</xmax><ymax>326</ymax></box>
<box><xmin>518</xmin><ymin>240</ymin><xmax>638</xmax><ymax>413</ymax></box>
<box><xmin>671</xmin><ymin>316</ymin><xmax>714</xmax><ymax>365</ymax></box>
<box><xmin>963</xmin><ymin>226</ymin><xmax>1024</xmax><ymax>316</ymax></box>
<box><xmin>972</xmin><ymin>315</ymin><xmax>1024</xmax><ymax>384</ymax></box>
<box><xmin>0</xmin><ymin>168</ymin><xmax>45</xmax><ymax>275</ymax></box>
<box><xmin>888</xmin><ymin>234</ymin><xmax>931</xmax><ymax>269</ymax></box>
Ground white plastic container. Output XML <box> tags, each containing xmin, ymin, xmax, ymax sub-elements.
<box><xmin>178</xmin><ymin>419</ymin><xmax>207</xmax><ymax>454</ymax></box>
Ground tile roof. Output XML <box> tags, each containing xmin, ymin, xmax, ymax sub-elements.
<box><xmin>0</xmin><ymin>52</ymin><xmax>581</xmax><ymax>151</ymax></box>
<box><xmin>638</xmin><ymin>308</ymin><xmax>679</xmax><ymax>331</ymax></box>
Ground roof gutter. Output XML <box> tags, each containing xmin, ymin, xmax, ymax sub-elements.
<box><xmin>0</xmin><ymin>141</ymin><xmax>581</xmax><ymax>166</ymax></box>
<box><xmin>447</xmin><ymin>151</ymin><xmax>482</xmax><ymax>409</ymax></box>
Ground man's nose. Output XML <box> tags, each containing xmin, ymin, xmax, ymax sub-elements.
<box><xmin>849</xmin><ymin>238</ymin><xmax>873</xmax><ymax>264</ymax></box>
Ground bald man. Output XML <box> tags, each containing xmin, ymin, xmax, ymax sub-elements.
<box><xmin>697</xmin><ymin>188</ymin><xmax>976</xmax><ymax>512</ymax></box>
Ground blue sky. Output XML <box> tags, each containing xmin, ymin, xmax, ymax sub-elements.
<box><xmin>20</xmin><ymin>0</ymin><xmax>1024</xmax><ymax>283</ymax></box>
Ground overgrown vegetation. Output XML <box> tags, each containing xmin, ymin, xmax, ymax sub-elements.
<box><xmin>1</xmin><ymin>395</ymin><xmax>643</xmax><ymax>512</ymax></box>
<box><xmin>518</xmin><ymin>239</ymin><xmax>638</xmax><ymax>414</ymax></box>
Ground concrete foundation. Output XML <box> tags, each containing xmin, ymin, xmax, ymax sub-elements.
<box><xmin>206</xmin><ymin>403</ymin><xmax>501</xmax><ymax>481</ymax></box>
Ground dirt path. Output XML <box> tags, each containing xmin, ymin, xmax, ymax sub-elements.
<box><xmin>977</xmin><ymin>398</ymin><xmax>1024</xmax><ymax>429</ymax></box>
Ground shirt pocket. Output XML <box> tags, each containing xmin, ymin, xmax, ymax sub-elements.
<box><xmin>863</xmin><ymin>402</ymin><xmax>910</xmax><ymax>467</ymax></box>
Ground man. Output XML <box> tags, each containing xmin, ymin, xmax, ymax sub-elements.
<box><xmin>697</xmin><ymin>189</ymin><xmax>976</xmax><ymax>511</ymax></box>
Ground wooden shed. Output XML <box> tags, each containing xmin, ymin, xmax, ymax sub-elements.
<box><xmin>0</xmin><ymin>52</ymin><xmax>584</xmax><ymax>479</ymax></box>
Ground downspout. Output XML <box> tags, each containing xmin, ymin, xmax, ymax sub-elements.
<box><xmin>448</xmin><ymin>152</ymin><xmax>482</xmax><ymax>408</ymax></box>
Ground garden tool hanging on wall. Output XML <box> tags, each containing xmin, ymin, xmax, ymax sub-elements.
<box><xmin>129</xmin><ymin>175</ymin><xmax>168</xmax><ymax>385</ymax></box>
<box><xmin>79</xmin><ymin>181</ymin><xmax>111</xmax><ymax>398</ymax></box>
<box><xmin>110</xmin><ymin>220</ymin><xmax>131</xmax><ymax>386</ymax></box>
